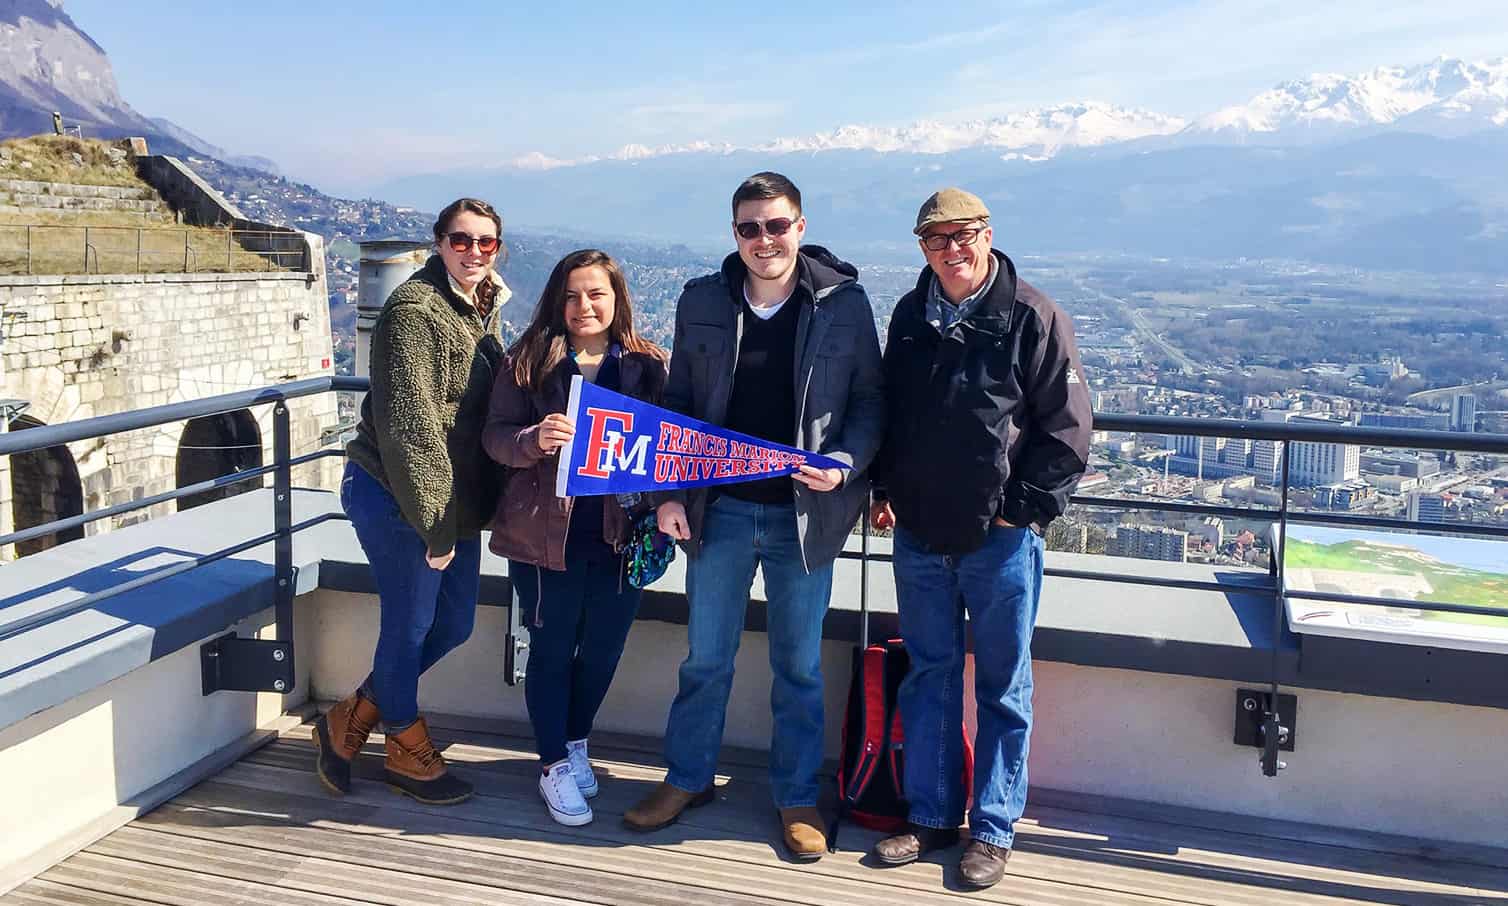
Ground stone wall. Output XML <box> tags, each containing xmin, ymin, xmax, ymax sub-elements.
<box><xmin>0</xmin><ymin>179</ymin><xmax>172</xmax><ymax>221</ymax></box>
<box><xmin>0</xmin><ymin>245</ymin><xmax>338</xmax><ymax>559</ymax></box>
<box><xmin>134</xmin><ymin>156</ymin><xmax>308</xmax><ymax>269</ymax></box>
<box><xmin>134</xmin><ymin>156</ymin><xmax>244</xmax><ymax>226</ymax></box>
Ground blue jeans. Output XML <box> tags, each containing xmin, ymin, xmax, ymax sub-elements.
<box><xmin>341</xmin><ymin>462</ymin><xmax>481</xmax><ymax>729</ymax></box>
<box><xmin>510</xmin><ymin>549</ymin><xmax>641</xmax><ymax>765</ymax></box>
<box><xmin>892</xmin><ymin>522</ymin><xmax>1043</xmax><ymax>849</ymax></box>
<box><xmin>663</xmin><ymin>496</ymin><xmax>834</xmax><ymax>808</ymax></box>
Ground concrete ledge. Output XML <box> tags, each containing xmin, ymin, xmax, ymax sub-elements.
<box><xmin>319</xmin><ymin>510</ymin><xmax>1298</xmax><ymax>687</ymax></box>
<box><xmin>0</xmin><ymin>490</ymin><xmax>328</xmax><ymax>731</ymax></box>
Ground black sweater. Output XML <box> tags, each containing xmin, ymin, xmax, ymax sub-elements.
<box><xmin>722</xmin><ymin>296</ymin><xmax>799</xmax><ymax>503</ymax></box>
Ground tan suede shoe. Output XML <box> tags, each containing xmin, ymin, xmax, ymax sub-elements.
<box><xmin>779</xmin><ymin>806</ymin><xmax>827</xmax><ymax>861</ymax></box>
<box><xmin>623</xmin><ymin>781</ymin><xmax>715</xmax><ymax>832</ymax></box>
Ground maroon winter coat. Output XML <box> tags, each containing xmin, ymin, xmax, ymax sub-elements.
<box><xmin>482</xmin><ymin>349</ymin><xmax>667</xmax><ymax>570</ymax></box>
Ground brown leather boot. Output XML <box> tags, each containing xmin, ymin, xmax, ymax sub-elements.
<box><xmin>958</xmin><ymin>839</ymin><xmax>1010</xmax><ymax>889</ymax></box>
<box><xmin>622</xmin><ymin>781</ymin><xmax>715</xmax><ymax>832</ymax></box>
<box><xmin>313</xmin><ymin>690</ymin><xmax>380</xmax><ymax>795</ymax></box>
<box><xmin>384</xmin><ymin>717</ymin><xmax>473</xmax><ymax>805</ymax></box>
<box><xmin>778</xmin><ymin>806</ymin><xmax>826</xmax><ymax>861</ymax></box>
<box><xmin>872</xmin><ymin>825</ymin><xmax>961</xmax><ymax>866</ymax></box>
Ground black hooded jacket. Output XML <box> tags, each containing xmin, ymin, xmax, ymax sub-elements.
<box><xmin>875</xmin><ymin>250</ymin><xmax>1092</xmax><ymax>555</ymax></box>
<box><xmin>658</xmin><ymin>244</ymin><xmax>886</xmax><ymax>572</ymax></box>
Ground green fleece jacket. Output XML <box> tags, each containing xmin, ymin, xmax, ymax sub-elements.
<box><xmin>346</xmin><ymin>255</ymin><xmax>509</xmax><ymax>554</ymax></box>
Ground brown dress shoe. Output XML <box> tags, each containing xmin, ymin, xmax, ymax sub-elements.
<box><xmin>313</xmin><ymin>690</ymin><xmax>380</xmax><ymax>795</ymax></box>
<box><xmin>958</xmin><ymin>839</ymin><xmax>1010</xmax><ymax>888</ymax></box>
<box><xmin>778</xmin><ymin>806</ymin><xmax>826</xmax><ymax>861</ymax></box>
<box><xmin>623</xmin><ymin>781</ymin><xmax>714</xmax><ymax>832</ymax></box>
<box><xmin>872</xmin><ymin>825</ymin><xmax>961</xmax><ymax>866</ymax></box>
<box><xmin>384</xmin><ymin>717</ymin><xmax>473</xmax><ymax>805</ymax></box>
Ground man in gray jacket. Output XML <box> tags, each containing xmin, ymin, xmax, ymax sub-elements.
<box><xmin>624</xmin><ymin>172</ymin><xmax>885</xmax><ymax>860</ymax></box>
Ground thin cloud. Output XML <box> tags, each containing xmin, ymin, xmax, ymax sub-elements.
<box><xmin>940</xmin><ymin>0</ymin><xmax>1508</xmax><ymax>116</ymax></box>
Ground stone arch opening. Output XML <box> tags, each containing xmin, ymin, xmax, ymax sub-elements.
<box><xmin>8</xmin><ymin>416</ymin><xmax>86</xmax><ymax>557</ymax></box>
<box><xmin>175</xmin><ymin>410</ymin><xmax>264</xmax><ymax>511</ymax></box>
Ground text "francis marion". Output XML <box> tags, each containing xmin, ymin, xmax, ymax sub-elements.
<box><xmin>575</xmin><ymin>407</ymin><xmax>808</xmax><ymax>484</ymax></box>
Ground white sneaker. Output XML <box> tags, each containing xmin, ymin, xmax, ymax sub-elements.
<box><xmin>539</xmin><ymin>760</ymin><xmax>592</xmax><ymax>826</ymax></box>
<box><xmin>566</xmin><ymin>738</ymin><xmax>598</xmax><ymax>798</ymax></box>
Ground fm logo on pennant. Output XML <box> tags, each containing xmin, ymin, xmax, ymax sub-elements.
<box><xmin>576</xmin><ymin>406</ymin><xmax>652</xmax><ymax>479</ymax></box>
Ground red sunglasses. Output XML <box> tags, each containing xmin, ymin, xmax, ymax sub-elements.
<box><xmin>446</xmin><ymin>232</ymin><xmax>501</xmax><ymax>254</ymax></box>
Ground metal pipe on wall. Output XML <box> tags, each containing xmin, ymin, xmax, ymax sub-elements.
<box><xmin>355</xmin><ymin>238</ymin><xmax>430</xmax><ymax>378</ymax></box>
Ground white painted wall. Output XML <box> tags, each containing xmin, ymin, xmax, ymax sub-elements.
<box><xmin>313</xmin><ymin>588</ymin><xmax>1508</xmax><ymax>849</ymax></box>
<box><xmin>307</xmin><ymin>589</ymin><xmax>854</xmax><ymax>756</ymax></box>
<box><xmin>1020</xmin><ymin>660</ymin><xmax>1508</xmax><ymax>848</ymax></box>
<box><xmin>0</xmin><ymin>604</ymin><xmax>309</xmax><ymax>881</ymax></box>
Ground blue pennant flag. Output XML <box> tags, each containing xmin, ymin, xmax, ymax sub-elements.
<box><xmin>555</xmin><ymin>375</ymin><xmax>849</xmax><ymax>497</ymax></box>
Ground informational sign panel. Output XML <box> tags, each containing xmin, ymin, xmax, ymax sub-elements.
<box><xmin>1282</xmin><ymin>524</ymin><xmax>1508</xmax><ymax>654</ymax></box>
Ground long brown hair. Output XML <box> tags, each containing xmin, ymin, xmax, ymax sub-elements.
<box><xmin>509</xmin><ymin>249</ymin><xmax>665</xmax><ymax>393</ymax></box>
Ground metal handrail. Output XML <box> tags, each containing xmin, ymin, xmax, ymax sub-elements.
<box><xmin>3</xmin><ymin>376</ymin><xmax>1499</xmax><ymax>465</ymax></box>
<box><xmin>1094</xmin><ymin>412</ymin><xmax>1508</xmax><ymax>454</ymax></box>
<box><xmin>0</xmin><ymin>448</ymin><xmax>341</xmax><ymax>548</ymax></box>
<box><xmin>0</xmin><ymin>375</ymin><xmax>364</xmax><ymax>455</ymax></box>
<box><xmin>0</xmin><ymin>225</ymin><xmax>310</xmax><ymax>276</ymax></box>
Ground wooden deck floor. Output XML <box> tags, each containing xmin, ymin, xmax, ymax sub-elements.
<box><xmin>8</xmin><ymin>714</ymin><xmax>1508</xmax><ymax>905</ymax></box>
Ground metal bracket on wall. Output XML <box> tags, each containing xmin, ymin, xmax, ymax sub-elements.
<box><xmin>201</xmin><ymin>632</ymin><xmax>294</xmax><ymax>695</ymax></box>
<box><xmin>1234</xmin><ymin>687</ymin><xmax>1296</xmax><ymax>757</ymax></box>
<box><xmin>504</xmin><ymin>585</ymin><xmax>529</xmax><ymax>686</ymax></box>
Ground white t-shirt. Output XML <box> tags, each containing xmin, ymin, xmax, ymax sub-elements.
<box><xmin>744</xmin><ymin>281</ymin><xmax>794</xmax><ymax>320</ymax></box>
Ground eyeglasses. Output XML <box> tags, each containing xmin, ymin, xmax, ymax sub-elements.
<box><xmin>920</xmin><ymin>226</ymin><xmax>985</xmax><ymax>252</ymax></box>
<box><xmin>734</xmin><ymin>217</ymin><xmax>796</xmax><ymax>240</ymax></box>
<box><xmin>445</xmin><ymin>232</ymin><xmax>501</xmax><ymax>255</ymax></box>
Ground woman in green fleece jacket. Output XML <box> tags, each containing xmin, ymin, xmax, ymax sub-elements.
<box><xmin>314</xmin><ymin>198</ymin><xmax>510</xmax><ymax>806</ymax></box>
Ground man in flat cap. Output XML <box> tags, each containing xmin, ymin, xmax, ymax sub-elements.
<box><xmin>868</xmin><ymin>188</ymin><xmax>1091</xmax><ymax>889</ymax></box>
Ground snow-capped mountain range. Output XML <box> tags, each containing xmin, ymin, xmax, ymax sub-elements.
<box><xmin>505</xmin><ymin>56</ymin><xmax>1508</xmax><ymax>169</ymax></box>
<box><xmin>1190</xmin><ymin>57</ymin><xmax>1508</xmax><ymax>141</ymax></box>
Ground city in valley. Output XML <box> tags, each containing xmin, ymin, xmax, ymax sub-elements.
<box><xmin>861</xmin><ymin>252</ymin><xmax>1507</xmax><ymax>569</ymax></box>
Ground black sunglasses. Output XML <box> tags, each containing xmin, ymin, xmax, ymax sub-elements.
<box><xmin>446</xmin><ymin>232</ymin><xmax>501</xmax><ymax>254</ymax></box>
<box><xmin>920</xmin><ymin>226</ymin><xmax>985</xmax><ymax>252</ymax></box>
<box><xmin>735</xmin><ymin>217</ymin><xmax>796</xmax><ymax>240</ymax></box>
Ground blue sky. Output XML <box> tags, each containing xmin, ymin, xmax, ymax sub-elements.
<box><xmin>66</xmin><ymin>0</ymin><xmax>1508</xmax><ymax>195</ymax></box>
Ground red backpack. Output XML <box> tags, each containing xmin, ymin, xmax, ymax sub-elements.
<box><xmin>829</xmin><ymin>515</ymin><xmax>974</xmax><ymax>850</ymax></box>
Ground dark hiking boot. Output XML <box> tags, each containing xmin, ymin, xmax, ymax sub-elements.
<box><xmin>872</xmin><ymin>825</ymin><xmax>961</xmax><ymax>866</ymax></box>
<box><xmin>958</xmin><ymin>839</ymin><xmax>1011</xmax><ymax>888</ymax></box>
<box><xmin>383</xmin><ymin>717</ymin><xmax>473</xmax><ymax>805</ymax></box>
<box><xmin>622</xmin><ymin>781</ymin><xmax>715</xmax><ymax>831</ymax></box>
<box><xmin>313</xmin><ymin>690</ymin><xmax>380</xmax><ymax>795</ymax></box>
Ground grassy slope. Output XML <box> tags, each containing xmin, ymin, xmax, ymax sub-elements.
<box><xmin>0</xmin><ymin>136</ymin><xmax>291</xmax><ymax>274</ymax></box>
<box><xmin>0</xmin><ymin>135</ymin><xmax>150</xmax><ymax>188</ymax></box>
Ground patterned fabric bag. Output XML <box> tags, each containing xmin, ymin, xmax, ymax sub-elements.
<box><xmin>624</xmin><ymin>512</ymin><xmax>675</xmax><ymax>589</ymax></box>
